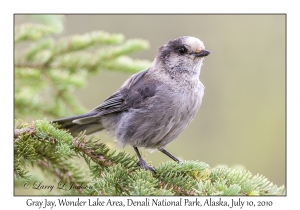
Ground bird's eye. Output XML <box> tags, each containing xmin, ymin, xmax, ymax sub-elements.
<box><xmin>178</xmin><ymin>46</ymin><xmax>187</xmax><ymax>54</ymax></box>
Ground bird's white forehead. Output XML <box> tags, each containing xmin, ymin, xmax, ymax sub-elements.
<box><xmin>184</xmin><ymin>36</ymin><xmax>205</xmax><ymax>52</ymax></box>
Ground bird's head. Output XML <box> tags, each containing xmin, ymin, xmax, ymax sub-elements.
<box><xmin>155</xmin><ymin>36</ymin><xmax>210</xmax><ymax>76</ymax></box>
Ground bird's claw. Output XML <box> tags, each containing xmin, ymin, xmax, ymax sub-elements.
<box><xmin>177</xmin><ymin>160</ymin><xmax>184</xmax><ymax>165</ymax></box>
<box><xmin>137</xmin><ymin>159</ymin><xmax>156</xmax><ymax>173</ymax></box>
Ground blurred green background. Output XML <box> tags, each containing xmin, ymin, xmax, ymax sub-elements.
<box><xmin>15</xmin><ymin>15</ymin><xmax>285</xmax><ymax>187</ymax></box>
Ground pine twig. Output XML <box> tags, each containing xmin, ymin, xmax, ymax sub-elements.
<box><xmin>14</xmin><ymin>119</ymin><xmax>286</xmax><ymax>196</ymax></box>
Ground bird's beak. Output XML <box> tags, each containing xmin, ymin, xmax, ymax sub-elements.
<box><xmin>194</xmin><ymin>49</ymin><xmax>210</xmax><ymax>57</ymax></box>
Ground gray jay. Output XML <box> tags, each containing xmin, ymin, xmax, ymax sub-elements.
<box><xmin>53</xmin><ymin>36</ymin><xmax>210</xmax><ymax>172</ymax></box>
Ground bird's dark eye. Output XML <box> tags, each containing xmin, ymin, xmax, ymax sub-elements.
<box><xmin>178</xmin><ymin>46</ymin><xmax>187</xmax><ymax>54</ymax></box>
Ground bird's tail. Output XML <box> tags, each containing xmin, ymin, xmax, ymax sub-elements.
<box><xmin>52</xmin><ymin>112</ymin><xmax>104</xmax><ymax>136</ymax></box>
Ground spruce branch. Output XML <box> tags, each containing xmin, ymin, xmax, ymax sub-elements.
<box><xmin>53</xmin><ymin>31</ymin><xmax>125</xmax><ymax>55</ymax></box>
<box><xmin>29</xmin><ymin>15</ymin><xmax>65</xmax><ymax>34</ymax></box>
<box><xmin>14</xmin><ymin>18</ymin><xmax>151</xmax><ymax>119</ymax></box>
<box><xmin>14</xmin><ymin>119</ymin><xmax>285</xmax><ymax>196</ymax></box>
<box><xmin>15</xmin><ymin>24</ymin><xmax>55</xmax><ymax>43</ymax></box>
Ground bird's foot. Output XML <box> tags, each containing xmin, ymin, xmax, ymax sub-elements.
<box><xmin>177</xmin><ymin>160</ymin><xmax>184</xmax><ymax>165</ymax></box>
<box><xmin>137</xmin><ymin>159</ymin><xmax>156</xmax><ymax>173</ymax></box>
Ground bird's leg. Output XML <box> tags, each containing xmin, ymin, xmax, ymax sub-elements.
<box><xmin>159</xmin><ymin>148</ymin><xmax>183</xmax><ymax>164</ymax></box>
<box><xmin>133</xmin><ymin>147</ymin><xmax>156</xmax><ymax>173</ymax></box>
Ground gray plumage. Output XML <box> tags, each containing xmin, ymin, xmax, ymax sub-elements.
<box><xmin>53</xmin><ymin>36</ymin><xmax>210</xmax><ymax>172</ymax></box>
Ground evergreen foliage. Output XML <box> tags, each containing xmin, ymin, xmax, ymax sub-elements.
<box><xmin>15</xmin><ymin>15</ymin><xmax>151</xmax><ymax>120</ymax></box>
<box><xmin>14</xmin><ymin>15</ymin><xmax>285</xmax><ymax>196</ymax></box>
<box><xmin>14</xmin><ymin>119</ymin><xmax>285</xmax><ymax>196</ymax></box>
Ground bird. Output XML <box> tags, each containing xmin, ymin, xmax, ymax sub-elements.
<box><xmin>53</xmin><ymin>36</ymin><xmax>210</xmax><ymax>172</ymax></box>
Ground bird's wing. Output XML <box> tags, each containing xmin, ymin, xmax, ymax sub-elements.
<box><xmin>73</xmin><ymin>68</ymin><xmax>157</xmax><ymax>124</ymax></box>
